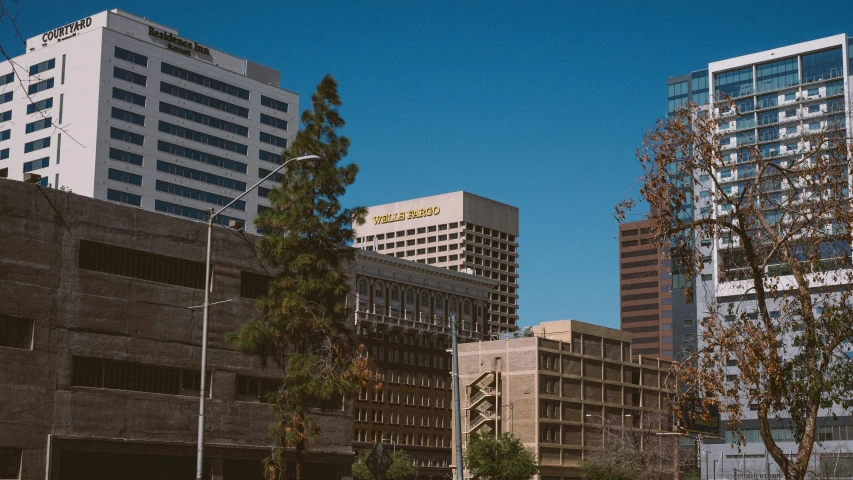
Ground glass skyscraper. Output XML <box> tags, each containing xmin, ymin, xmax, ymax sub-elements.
<box><xmin>668</xmin><ymin>34</ymin><xmax>853</xmax><ymax>478</ymax></box>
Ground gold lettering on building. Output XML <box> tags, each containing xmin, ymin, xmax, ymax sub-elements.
<box><xmin>372</xmin><ymin>206</ymin><xmax>441</xmax><ymax>225</ymax></box>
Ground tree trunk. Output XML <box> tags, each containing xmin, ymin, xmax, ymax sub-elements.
<box><xmin>295</xmin><ymin>438</ymin><xmax>305</xmax><ymax>480</ymax></box>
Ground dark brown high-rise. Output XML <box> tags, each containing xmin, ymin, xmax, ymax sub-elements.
<box><xmin>618</xmin><ymin>220</ymin><xmax>672</xmax><ymax>360</ymax></box>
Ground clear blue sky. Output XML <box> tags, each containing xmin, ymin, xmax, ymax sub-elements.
<box><xmin>6</xmin><ymin>0</ymin><xmax>852</xmax><ymax>329</ymax></box>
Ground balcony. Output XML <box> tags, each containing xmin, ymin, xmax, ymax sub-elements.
<box><xmin>803</xmin><ymin>68</ymin><xmax>842</xmax><ymax>85</ymax></box>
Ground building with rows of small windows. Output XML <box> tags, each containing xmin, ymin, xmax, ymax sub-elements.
<box><xmin>452</xmin><ymin>320</ymin><xmax>674</xmax><ymax>480</ymax></box>
<box><xmin>0</xmin><ymin>9</ymin><xmax>296</xmax><ymax>235</ymax></box>
<box><xmin>354</xmin><ymin>191</ymin><xmax>520</xmax><ymax>335</ymax></box>
<box><xmin>351</xmin><ymin>250</ymin><xmax>496</xmax><ymax>479</ymax></box>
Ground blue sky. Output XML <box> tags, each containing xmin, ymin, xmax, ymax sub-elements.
<box><xmin>6</xmin><ymin>0</ymin><xmax>852</xmax><ymax>329</ymax></box>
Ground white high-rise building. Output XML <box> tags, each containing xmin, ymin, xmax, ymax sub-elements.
<box><xmin>0</xmin><ymin>9</ymin><xmax>297</xmax><ymax>234</ymax></box>
<box><xmin>670</xmin><ymin>34</ymin><xmax>853</xmax><ymax>477</ymax></box>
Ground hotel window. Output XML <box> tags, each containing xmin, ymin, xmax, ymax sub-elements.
<box><xmin>260</xmin><ymin>113</ymin><xmax>288</xmax><ymax>130</ymax></box>
<box><xmin>0</xmin><ymin>72</ymin><xmax>13</xmax><ymax>86</ymax></box>
<box><xmin>29</xmin><ymin>58</ymin><xmax>55</xmax><ymax>75</ymax></box>
<box><xmin>109</xmin><ymin>147</ymin><xmax>143</xmax><ymax>166</ymax></box>
<box><xmin>0</xmin><ymin>91</ymin><xmax>12</xmax><ymax>105</ymax></box>
<box><xmin>111</xmin><ymin>127</ymin><xmax>144</xmax><ymax>146</ymax></box>
<box><xmin>113</xmin><ymin>66</ymin><xmax>147</xmax><ymax>86</ymax></box>
<box><xmin>107</xmin><ymin>189</ymin><xmax>142</xmax><ymax>206</ymax></box>
<box><xmin>260</xmin><ymin>131</ymin><xmax>287</xmax><ymax>148</ymax></box>
<box><xmin>261</xmin><ymin>95</ymin><xmax>288</xmax><ymax>112</ymax></box>
<box><xmin>111</xmin><ymin>107</ymin><xmax>145</xmax><ymax>126</ymax></box>
<box><xmin>25</xmin><ymin>117</ymin><xmax>52</xmax><ymax>134</ymax></box>
<box><xmin>0</xmin><ymin>149</ymin><xmax>8</xmax><ymax>160</ymax></box>
<box><xmin>23</xmin><ymin>157</ymin><xmax>49</xmax><ymax>172</ymax></box>
<box><xmin>114</xmin><ymin>46</ymin><xmax>148</xmax><ymax>67</ymax></box>
<box><xmin>24</xmin><ymin>94</ymin><xmax>50</xmax><ymax>118</ymax></box>
<box><xmin>24</xmin><ymin>137</ymin><xmax>50</xmax><ymax>153</ymax></box>
<box><xmin>28</xmin><ymin>78</ymin><xmax>54</xmax><ymax>94</ymax></box>
<box><xmin>0</xmin><ymin>110</ymin><xmax>10</xmax><ymax>123</ymax></box>
<box><xmin>112</xmin><ymin>87</ymin><xmax>146</xmax><ymax>107</ymax></box>
<box><xmin>108</xmin><ymin>168</ymin><xmax>142</xmax><ymax>186</ymax></box>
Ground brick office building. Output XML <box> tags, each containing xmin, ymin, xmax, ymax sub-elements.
<box><xmin>351</xmin><ymin>252</ymin><xmax>496</xmax><ymax>479</ymax></box>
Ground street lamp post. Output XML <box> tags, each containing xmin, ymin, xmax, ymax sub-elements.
<box><xmin>194</xmin><ymin>154</ymin><xmax>319</xmax><ymax>480</ymax></box>
<box><xmin>508</xmin><ymin>391</ymin><xmax>529</xmax><ymax>435</ymax></box>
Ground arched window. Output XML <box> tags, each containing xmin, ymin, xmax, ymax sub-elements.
<box><xmin>420</xmin><ymin>293</ymin><xmax>429</xmax><ymax>307</ymax></box>
<box><xmin>405</xmin><ymin>289</ymin><xmax>415</xmax><ymax>304</ymax></box>
<box><xmin>391</xmin><ymin>286</ymin><xmax>400</xmax><ymax>302</ymax></box>
<box><xmin>435</xmin><ymin>296</ymin><xmax>444</xmax><ymax>310</ymax></box>
<box><xmin>375</xmin><ymin>282</ymin><xmax>384</xmax><ymax>299</ymax></box>
<box><xmin>463</xmin><ymin>301</ymin><xmax>472</xmax><ymax>315</ymax></box>
<box><xmin>449</xmin><ymin>298</ymin><xmax>458</xmax><ymax>313</ymax></box>
<box><xmin>358</xmin><ymin>280</ymin><xmax>368</xmax><ymax>295</ymax></box>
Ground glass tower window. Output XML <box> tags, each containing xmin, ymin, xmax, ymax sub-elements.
<box><xmin>715</xmin><ymin>67</ymin><xmax>753</xmax><ymax>99</ymax></box>
<box><xmin>691</xmin><ymin>70</ymin><xmax>709</xmax><ymax>105</ymax></box>
<box><xmin>802</xmin><ymin>47</ymin><xmax>842</xmax><ymax>83</ymax></box>
<box><xmin>667</xmin><ymin>81</ymin><xmax>688</xmax><ymax>114</ymax></box>
<box><xmin>756</xmin><ymin>57</ymin><xmax>798</xmax><ymax>92</ymax></box>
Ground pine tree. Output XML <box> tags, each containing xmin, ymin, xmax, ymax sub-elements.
<box><xmin>229</xmin><ymin>74</ymin><xmax>371</xmax><ymax>480</ymax></box>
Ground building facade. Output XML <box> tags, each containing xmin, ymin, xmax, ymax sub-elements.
<box><xmin>351</xmin><ymin>251</ymin><xmax>496</xmax><ymax>479</ymax></box>
<box><xmin>670</xmin><ymin>34</ymin><xmax>853</xmax><ymax>477</ymax></box>
<box><xmin>0</xmin><ymin>179</ymin><xmax>353</xmax><ymax>480</ymax></box>
<box><xmin>453</xmin><ymin>320</ymin><xmax>673</xmax><ymax>480</ymax></box>
<box><xmin>618</xmin><ymin>219</ymin><xmax>674</xmax><ymax>360</ymax></box>
<box><xmin>0</xmin><ymin>9</ymin><xmax>297</xmax><ymax>234</ymax></box>
<box><xmin>354</xmin><ymin>191</ymin><xmax>520</xmax><ymax>335</ymax></box>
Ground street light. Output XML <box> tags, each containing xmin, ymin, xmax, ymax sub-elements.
<box><xmin>508</xmin><ymin>391</ymin><xmax>529</xmax><ymax>435</ymax></box>
<box><xmin>194</xmin><ymin>154</ymin><xmax>320</xmax><ymax>480</ymax></box>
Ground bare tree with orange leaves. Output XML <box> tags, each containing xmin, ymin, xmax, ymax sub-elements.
<box><xmin>618</xmin><ymin>93</ymin><xmax>853</xmax><ymax>480</ymax></box>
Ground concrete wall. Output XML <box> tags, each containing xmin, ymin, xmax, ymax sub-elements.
<box><xmin>0</xmin><ymin>179</ymin><xmax>352</xmax><ymax>480</ymax></box>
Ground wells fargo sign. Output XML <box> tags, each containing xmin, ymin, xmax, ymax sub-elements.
<box><xmin>373</xmin><ymin>206</ymin><xmax>441</xmax><ymax>225</ymax></box>
<box><xmin>148</xmin><ymin>26</ymin><xmax>210</xmax><ymax>57</ymax></box>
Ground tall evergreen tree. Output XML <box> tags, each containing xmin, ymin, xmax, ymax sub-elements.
<box><xmin>229</xmin><ymin>74</ymin><xmax>371</xmax><ymax>480</ymax></box>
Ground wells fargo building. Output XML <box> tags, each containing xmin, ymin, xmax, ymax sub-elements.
<box><xmin>354</xmin><ymin>191</ymin><xmax>520</xmax><ymax>336</ymax></box>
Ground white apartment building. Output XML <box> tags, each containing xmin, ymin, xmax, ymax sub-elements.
<box><xmin>0</xmin><ymin>9</ymin><xmax>297</xmax><ymax>234</ymax></box>
<box><xmin>353</xmin><ymin>191</ymin><xmax>520</xmax><ymax>335</ymax></box>
<box><xmin>674</xmin><ymin>34</ymin><xmax>853</xmax><ymax>478</ymax></box>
